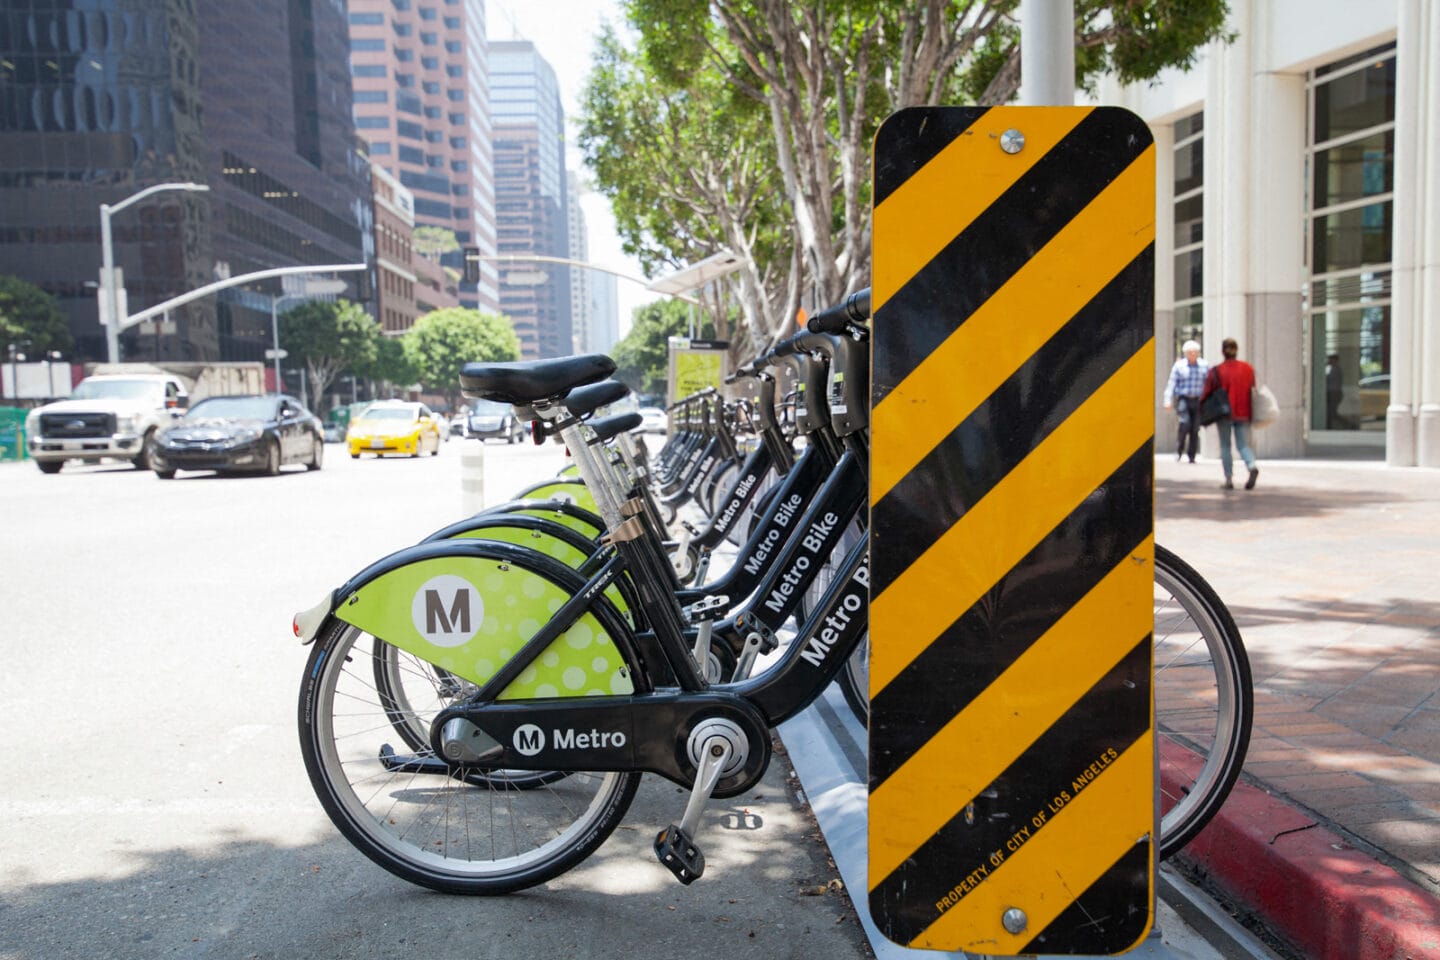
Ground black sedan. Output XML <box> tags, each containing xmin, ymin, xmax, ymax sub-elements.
<box><xmin>466</xmin><ymin>398</ymin><xmax>526</xmax><ymax>443</ymax></box>
<box><xmin>150</xmin><ymin>394</ymin><xmax>324</xmax><ymax>478</ymax></box>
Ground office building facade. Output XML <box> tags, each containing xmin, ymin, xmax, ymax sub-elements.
<box><xmin>490</xmin><ymin>40</ymin><xmax>570</xmax><ymax>359</ymax></box>
<box><xmin>1106</xmin><ymin>0</ymin><xmax>1440</xmax><ymax>466</ymax></box>
<box><xmin>0</xmin><ymin>0</ymin><xmax>372</xmax><ymax>364</ymax></box>
<box><xmin>346</xmin><ymin>0</ymin><xmax>498</xmax><ymax>316</ymax></box>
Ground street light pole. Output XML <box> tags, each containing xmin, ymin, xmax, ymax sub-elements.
<box><xmin>100</xmin><ymin>181</ymin><xmax>210</xmax><ymax>363</ymax></box>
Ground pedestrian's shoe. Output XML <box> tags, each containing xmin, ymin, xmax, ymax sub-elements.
<box><xmin>1222</xmin><ymin>478</ymin><xmax>1234</xmax><ymax>490</ymax></box>
<box><xmin>1245</xmin><ymin>466</ymin><xmax>1260</xmax><ymax>490</ymax></box>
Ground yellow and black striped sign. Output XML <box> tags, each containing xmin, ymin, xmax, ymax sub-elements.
<box><xmin>868</xmin><ymin>106</ymin><xmax>1156</xmax><ymax>956</ymax></box>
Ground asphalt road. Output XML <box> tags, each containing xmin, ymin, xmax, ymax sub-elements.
<box><xmin>0</xmin><ymin>440</ymin><xmax>869</xmax><ymax>960</ymax></box>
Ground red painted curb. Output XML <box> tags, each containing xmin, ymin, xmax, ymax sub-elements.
<box><xmin>1161</xmin><ymin>743</ymin><xmax>1440</xmax><ymax>960</ymax></box>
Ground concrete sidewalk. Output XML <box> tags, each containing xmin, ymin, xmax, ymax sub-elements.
<box><xmin>1153</xmin><ymin>454</ymin><xmax>1440</xmax><ymax>960</ymax></box>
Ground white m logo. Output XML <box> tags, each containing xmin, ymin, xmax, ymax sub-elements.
<box><xmin>513</xmin><ymin>724</ymin><xmax>545</xmax><ymax>756</ymax></box>
<box><xmin>410</xmin><ymin>575</ymin><xmax>483</xmax><ymax>646</ymax></box>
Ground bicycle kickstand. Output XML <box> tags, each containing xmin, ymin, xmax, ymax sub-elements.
<box><xmin>654</xmin><ymin>732</ymin><xmax>734</xmax><ymax>885</ymax></box>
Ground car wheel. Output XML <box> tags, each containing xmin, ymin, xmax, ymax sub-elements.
<box><xmin>132</xmin><ymin>430</ymin><xmax>155</xmax><ymax>471</ymax></box>
<box><xmin>264</xmin><ymin>438</ymin><xmax>281</xmax><ymax>476</ymax></box>
<box><xmin>155</xmin><ymin>467</ymin><xmax>176</xmax><ymax>480</ymax></box>
<box><xmin>307</xmin><ymin>436</ymin><xmax>323</xmax><ymax>471</ymax></box>
<box><xmin>36</xmin><ymin>460</ymin><xmax>62</xmax><ymax>474</ymax></box>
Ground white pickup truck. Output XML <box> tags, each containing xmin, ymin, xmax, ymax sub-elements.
<box><xmin>24</xmin><ymin>373</ymin><xmax>188</xmax><ymax>474</ymax></box>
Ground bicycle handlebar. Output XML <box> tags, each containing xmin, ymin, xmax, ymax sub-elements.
<box><xmin>807</xmin><ymin>288</ymin><xmax>871</xmax><ymax>335</ymax></box>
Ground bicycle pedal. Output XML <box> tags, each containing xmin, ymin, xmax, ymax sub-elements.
<box><xmin>654</xmin><ymin>823</ymin><xmax>705</xmax><ymax>884</ymax></box>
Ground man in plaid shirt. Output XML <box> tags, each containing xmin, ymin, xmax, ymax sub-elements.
<box><xmin>1163</xmin><ymin>340</ymin><xmax>1208</xmax><ymax>463</ymax></box>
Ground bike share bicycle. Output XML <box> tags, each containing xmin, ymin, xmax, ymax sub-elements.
<box><xmin>294</xmin><ymin>290</ymin><xmax>1251</xmax><ymax>893</ymax></box>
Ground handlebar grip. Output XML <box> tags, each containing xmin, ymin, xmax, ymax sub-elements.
<box><xmin>807</xmin><ymin>288</ymin><xmax>871</xmax><ymax>334</ymax></box>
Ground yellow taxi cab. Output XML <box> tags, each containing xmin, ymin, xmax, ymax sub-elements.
<box><xmin>346</xmin><ymin>400</ymin><xmax>443</xmax><ymax>459</ymax></box>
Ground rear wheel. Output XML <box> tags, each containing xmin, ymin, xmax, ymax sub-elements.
<box><xmin>36</xmin><ymin>459</ymin><xmax>62</xmax><ymax>474</ymax></box>
<box><xmin>307</xmin><ymin>437</ymin><xmax>323</xmax><ymax>471</ymax></box>
<box><xmin>298</xmin><ymin>545</ymin><xmax>645</xmax><ymax>894</ymax></box>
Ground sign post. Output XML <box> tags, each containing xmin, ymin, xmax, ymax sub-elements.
<box><xmin>867</xmin><ymin>105</ymin><xmax>1157</xmax><ymax>956</ymax></box>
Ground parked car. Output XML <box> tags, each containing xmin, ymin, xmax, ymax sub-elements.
<box><xmin>638</xmin><ymin>406</ymin><xmax>668</xmax><ymax>434</ymax></box>
<box><xmin>1358</xmin><ymin>374</ymin><xmax>1390</xmax><ymax>423</ymax></box>
<box><xmin>466</xmin><ymin>398</ymin><xmax>526</xmax><ymax>443</ymax></box>
<box><xmin>150</xmin><ymin>394</ymin><xmax>323</xmax><ymax>479</ymax></box>
<box><xmin>346</xmin><ymin>400</ymin><xmax>443</xmax><ymax>458</ymax></box>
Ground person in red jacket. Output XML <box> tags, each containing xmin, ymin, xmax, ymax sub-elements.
<box><xmin>1201</xmin><ymin>338</ymin><xmax>1260</xmax><ymax>490</ymax></box>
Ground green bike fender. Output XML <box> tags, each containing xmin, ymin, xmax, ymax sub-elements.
<box><xmin>424</xmin><ymin>516</ymin><xmax>633</xmax><ymax>627</ymax></box>
<box><xmin>332</xmin><ymin>540</ymin><xmax>635</xmax><ymax>700</ymax></box>
<box><xmin>514</xmin><ymin>478</ymin><xmax>599</xmax><ymax>516</ymax></box>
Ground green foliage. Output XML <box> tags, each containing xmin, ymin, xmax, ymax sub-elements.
<box><xmin>279</xmin><ymin>299</ymin><xmax>379</xmax><ymax>415</ymax></box>
<box><xmin>610</xmin><ymin>299</ymin><xmax>712</xmax><ymax>397</ymax></box>
<box><xmin>0</xmin><ymin>274</ymin><xmax>73</xmax><ymax>356</ymax></box>
<box><xmin>356</xmin><ymin>334</ymin><xmax>419</xmax><ymax>389</ymax></box>
<box><xmin>402</xmin><ymin>307</ymin><xmax>521</xmax><ymax>406</ymax></box>
<box><xmin>587</xmin><ymin>0</ymin><xmax>1232</xmax><ymax>345</ymax></box>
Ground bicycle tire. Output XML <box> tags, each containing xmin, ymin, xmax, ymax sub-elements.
<box><xmin>298</xmin><ymin>556</ymin><xmax>643</xmax><ymax>894</ymax></box>
<box><xmin>1151</xmin><ymin>543</ymin><xmax>1252</xmax><ymax>859</ymax></box>
<box><xmin>835</xmin><ymin>544</ymin><xmax>1251</xmax><ymax>862</ymax></box>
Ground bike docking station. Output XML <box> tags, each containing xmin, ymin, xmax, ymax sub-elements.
<box><xmin>867</xmin><ymin>106</ymin><xmax>1158</xmax><ymax>956</ymax></box>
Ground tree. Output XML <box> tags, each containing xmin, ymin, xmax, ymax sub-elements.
<box><xmin>603</xmin><ymin>0</ymin><xmax>1231</xmax><ymax>338</ymax></box>
<box><xmin>402</xmin><ymin>308</ymin><xmax>521</xmax><ymax>409</ymax></box>
<box><xmin>610</xmin><ymin>299</ymin><xmax>712</xmax><ymax>397</ymax></box>
<box><xmin>355</xmin><ymin>334</ymin><xmax>419</xmax><ymax>393</ymax></box>
<box><xmin>279</xmin><ymin>299</ymin><xmax>379</xmax><ymax>415</ymax></box>
<box><xmin>413</xmin><ymin>226</ymin><xmax>459</xmax><ymax>263</ymax></box>
<box><xmin>0</xmin><ymin>274</ymin><xmax>73</xmax><ymax>356</ymax></box>
<box><xmin>580</xmin><ymin>25</ymin><xmax>797</xmax><ymax>355</ymax></box>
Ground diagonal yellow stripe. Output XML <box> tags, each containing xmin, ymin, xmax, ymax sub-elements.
<box><xmin>907</xmin><ymin>735</ymin><xmax>1155</xmax><ymax>953</ymax></box>
<box><xmin>870</xmin><ymin>342</ymin><xmax>1156</xmax><ymax>696</ymax></box>
<box><xmin>867</xmin><ymin>538</ymin><xmax>1154</xmax><ymax>883</ymax></box>
<box><xmin>871</xmin><ymin>146</ymin><xmax>1156</xmax><ymax>504</ymax></box>
<box><xmin>873</xmin><ymin>107</ymin><xmax>1090</xmax><ymax>309</ymax></box>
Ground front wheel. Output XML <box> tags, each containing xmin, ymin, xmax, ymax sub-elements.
<box><xmin>263</xmin><ymin>438</ymin><xmax>281</xmax><ymax>476</ymax></box>
<box><xmin>132</xmin><ymin>430</ymin><xmax>155</xmax><ymax>471</ymax></box>
<box><xmin>307</xmin><ymin>437</ymin><xmax>323</xmax><ymax>471</ymax></box>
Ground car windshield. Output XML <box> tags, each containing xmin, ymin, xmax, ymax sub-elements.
<box><xmin>363</xmin><ymin>406</ymin><xmax>418</xmax><ymax>420</ymax></box>
<box><xmin>70</xmin><ymin>379</ymin><xmax>164</xmax><ymax>401</ymax></box>
<box><xmin>470</xmin><ymin>400</ymin><xmax>510</xmax><ymax>415</ymax></box>
<box><xmin>185</xmin><ymin>396</ymin><xmax>277</xmax><ymax>420</ymax></box>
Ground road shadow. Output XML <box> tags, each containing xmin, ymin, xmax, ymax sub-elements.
<box><xmin>1155</xmin><ymin>475</ymin><xmax>1410</xmax><ymax>524</ymax></box>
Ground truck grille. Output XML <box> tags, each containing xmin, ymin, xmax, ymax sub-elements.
<box><xmin>40</xmin><ymin>412</ymin><xmax>116</xmax><ymax>439</ymax></box>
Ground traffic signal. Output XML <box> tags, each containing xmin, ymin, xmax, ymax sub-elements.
<box><xmin>463</xmin><ymin>247</ymin><xmax>480</xmax><ymax>284</ymax></box>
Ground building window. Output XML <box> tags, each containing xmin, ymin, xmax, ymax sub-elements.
<box><xmin>421</xmin><ymin>32</ymin><xmax>438</xmax><ymax>45</ymax></box>
<box><xmin>422</xmin><ymin>56</ymin><xmax>439</xmax><ymax>70</ymax></box>
<box><xmin>350</xmin><ymin>12</ymin><xmax>384</xmax><ymax>25</ymax></box>
<box><xmin>394</xmin><ymin>22</ymin><xmax>413</xmax><ymax>37</ymax></box>
<box><xmin>446</xmin><ymin>65</ymin><xmax>463</xmax><ymax>78</ymax></box>
<box><xmin>351</xmin><ymin>38</ymin><xmax>385</xmax><ymax>52</ymax></box>
<box><xmin>1306</xmin><ymin>42</ymin><xmax>1396</xmax><ymax>433</ymax></box>
<box><xmin>399</xmin><ymin>145</ymin><xmax>425</xmax><ymax>164</ymax></box>
<box><xmin>396</xmin><ymin>73</ymin><xmax>415</xmax><ymax>87</ymax></box>
<box><xmin>353</xmin><ymin>63</ymin><xmax>387</xmax><ymax>77</ymax></box>
<box><xmin>398</xmin><ymin>120</ymin><xmax>424</xmax><ymax>140</ymax></box>
<box><xmin>355</xmin><ymin>90</ymin><xmax>388</xmax><ymax>103</ymax></box>
<box><xmin>369</xmin><ymin>142</ymin><xmax>391</xmax><ymax>155</ymax></box>
<box><xmin>396</xmin><ymin>48</ymin><xmax>415</xmax><ymax>62</ymax></box>
<box><xmin>357</xmin><ymin>116</ymin><xmax>390</xmax><ymax>129</ymax></box>
<box><xmin>423</xmin><ymin>81</ymin><xmax>440</xmax><ymax>94</ymax></box>
<box><xmin>419</xmin><ymin>6</ymin><xmax>437</xmax><ymax>18</ymax></box>
<box><xmin>1172</xmin><ymin>111</ymin><xmax>1203</xmax><ymax>356</ymax></box>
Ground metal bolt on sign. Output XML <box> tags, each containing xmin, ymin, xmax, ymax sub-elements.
<box><xmin>1000</xmin><ymin>128</ymin><xmax>1026</xmax><ymax>154</ymax></box>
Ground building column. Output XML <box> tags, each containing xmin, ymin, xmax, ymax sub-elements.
<box><xmin>1206</xmin><ymin>0</ymin><xmax>1307</xmax><ymax>458</ymax></box>
<box><xmin>1391</xmin><ymin>0</ymin><xmax>1440</xmax><ymax>466</ymax></box>
<box><xmin>1152</xmin><ymin>121</ymin><xmax>1176</xmax><ymax>413</ymax></box>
